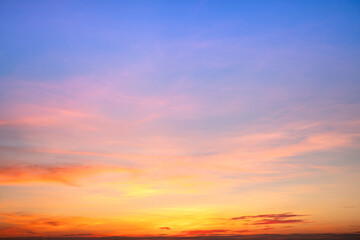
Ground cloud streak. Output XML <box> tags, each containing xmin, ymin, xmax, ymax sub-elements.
<box><xmin>0</xmin><ymin>164</ymin><xmax>134</xmax><ymax>186</ymax></box>
<box><xmin>230</xmin><ymin>213</ymin><xmax>306</xmax><ymax>226</ymax></box>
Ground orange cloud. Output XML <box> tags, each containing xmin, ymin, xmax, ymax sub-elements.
<box><xmin>0</xmin><ymin>212</ymin><xmax>98</xmax><ymax>237</ymax></box>
<box><xmin>0</xmin><ymin>211</ymin><xmax>174</xmax><ymax>237</ymax></box>
<box><xmin>0</xmin><ymin>164</ymin><xmax>134</xmax><ymax>186</ymax></box>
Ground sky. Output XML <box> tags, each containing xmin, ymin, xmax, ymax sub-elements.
<box><xmin>0</xmin><ymin>0</ymin><xmax>360</xmax><ymax>237</ymax></box>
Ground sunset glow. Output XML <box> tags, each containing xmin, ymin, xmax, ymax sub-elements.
<box><xmin>0</xmin><ymin>0</ymin><xmax>359</xmax><ymax>238</ymax></box>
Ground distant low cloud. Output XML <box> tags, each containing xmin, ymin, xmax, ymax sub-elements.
<box><xmin>0</xmin><ymin>212</ymin><xmax>89</xmax><ymax>237</ymax></box>
<box><xmin>230</xmin><ymin>212</ymin><xmax>306</xmax><ymax>225</ymax></box>
<box><xmin>253</xmin><ymin>219</ymin><xmax>303</xmax><ymax>225</ymax></box>
<box><xmin>159</xmin><ymin>227</ymin><xmax>171</xmax><ymax>230</ymax></box>
<box><xmin>230</xmin><ymin>212</ymin><xmax>301</xmax><ymax>220</ymax></box>
<box><xmin>63</xmin><ymin>233</ymin><xmax>95</xmax><ymax>237</ymax></box>
<box><xmin>181</xmin><ymin>229</ymin><xmax>229</xmax><ymax>235</ymax></box>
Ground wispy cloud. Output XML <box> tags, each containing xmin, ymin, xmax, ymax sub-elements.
<box><xmin>0</xmin><ymin>164</ymin><xmax>134</xmax><ymax>186</ymax></box>
<box><xmin>180</xmin><ymin>229</ymin><xmax>229</xmax><ymax>236</ymax></box>
<box><xmin>0</xmin><ymin>212</ymin><xmax>93</xmax><ymax>237</ymax></box>
<box><xmin>230</xmin><ymin>213</ymin><xmax>307</xmax><ymax>226</ymax></box>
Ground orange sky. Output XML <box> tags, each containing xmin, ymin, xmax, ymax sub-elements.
<box><xmin>0</xmin><ymin>0</ymin><xmax>360</xmax><ymax>237</ymax></box>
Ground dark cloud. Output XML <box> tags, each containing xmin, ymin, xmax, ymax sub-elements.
<box><xmin>43</xmin><ymin>221</ymin><xmax>62</xmax><ymax>226</ymax></box>
<box><xmin>253</xmin><ymin>219</ymin><xmax>304</xmax><ymax>225</ymax></box>
<box><xmin>233</xmin><ymin>230</ymin><xmax>252</xmax><ymax>233</ymax></box>
<box><xmin>0</xmin><ymin>234</ymin><xmax>359</xmax><ymax>239</ymax></box>
<box><xmin>63</xmin><ymin>233</ymin><xmax>94</xmax><ymax>237</ymax></box>
<box><xmin>229</xmin><ymin>212</ymin><xmax>306</xmax><ymax>226</ymax></box>
<box><xmin>230</xmin><ymin>212</ymin><xmax>303</xmax><ymax>220</ymax></box>
<box><xmin>343</xmin><ymin>205</ymin><xmax>358</xmax><ymax>208</ymax></box>
<box><xmin>181</xmin><ymin>229</ymin><xmax>229</xmax><ymax>236</ymax></box>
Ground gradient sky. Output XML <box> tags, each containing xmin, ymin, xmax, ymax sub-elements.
<box><xmin>0</xmin><ymin>0</ymin><xmax>360</xmax><ymax>237</ymax></box>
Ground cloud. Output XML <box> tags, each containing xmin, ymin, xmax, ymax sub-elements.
<box><xmin>230</xmin><ymin>212</ymin><xmax>306</xmax><ymax>226</ymax></box>
<box><xmin>63</xmin><ymin>233</ymin><xmax>94</xmax><ymax>237</ymax></box>
<box><xmin>0</xmin><ymin>164</ymin><xmax>133</xmax><ymax>186</ymax></box>
<box><xmin>253</xmin><ymin>219</ymin><xmax>303</xmax><ymax>225</ymax></box>
<box><xmin>262</xmin><ymin>227</ymin><xmax>274</xmax><ymax>230</ymax></box>
<box><xmin>230</xmin><ymin>213</ymin><xmax>303</xmax><ymax>220</ymax></box>
<box><xmin>0</xmin><ymin>212</ymin><xmax>94</xmax><ymax>237</ymax></box>
<box><xmin>343</xmin><ymin>205</ymin><xmax>359</xmax><ymax>208</ymax></box>
<box><xmin>180</xmin><ymin>229</ymin><xmax>229</xmax><ymax>236</ymax></box>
